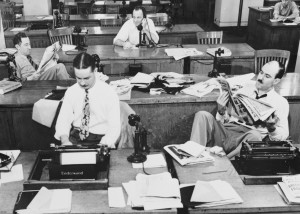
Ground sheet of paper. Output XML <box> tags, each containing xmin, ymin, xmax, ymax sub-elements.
<box><xmin>0</xmin><ymin>150</ymin><xmax>21</xmax><ymax>171</ymax></box>
<box><xmin>0</xmin><ymin>164</ymin><xmax>24</xmax><ymax>183</ymax></box>
<box><xmin>283</xmin><ymin>23</ymin><xmax>297</xmax><ymax>25</ymax></box>
<box><xmin>10</xmin><ymin>28</ymin><xmax>27</xmax><ymax>32</ymax></box>
<box><xmin>108</xmin><ymin>187</ymin><xmax>126</xmax><ymax>208</ymax></box>
<box><xmin>62</xmin><ymin>44</ymin><xmax>77</xmax><ymax>52</ymax></box>
<box><xmin>130</xmin><ymin>72</ymin><xmax>154</xmax><ymax>84</ymax></box>
<box><xmin>132</xmin><ymin>153</ymin><xmax>167</xmax><ymax>168</ymax></box>
<box><xmin>43</xmin><ymin>16</ymin><xmax>53</xmax><ymax>20</ymax></box>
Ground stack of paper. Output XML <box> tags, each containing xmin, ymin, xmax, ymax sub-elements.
<box><xmin>164</xmin><ymin>141</ymin><xmax>215</xmax><ymax>166</ymax></box>
<box><xmin>132</xmin><ymin>153</ymin><xmax>167</xmax><ymax>169</ymax></box>
<box><xmin>181</xmin><ymin>78</ymin><xmax>220</xmax><ymax>98</ymax></box>
<box><xmin>130</xmin><ymin>72</ymin><xmax>154</xmax><ymax>88</ymax></box>
<box><xmin>165</xmin><ymin>48</ymin><xmax>203</xmax><ymax>60</ymax></box>
<box><xmin>276</xmin><ymin>175</ymin><xmax>300</xmax><ymax>204</ymax></box>
<box><xmin>181</xmin><ymin>180</ymin><xmax>243</xmax><ymax>208</ymax></box>
<box><xmin>122</xmin><ymin>172</ymin><xmax>183</xmax><ymax>210</ymax></box>
<box><xmin>15</xmin><ymin>187</ymin><xmax>72</xmax><ymax>214</ymax></box>
<box><xmin>110</xmin><ymin>78</ymin><xmax>133</xmax><ymax>100</ymax></box>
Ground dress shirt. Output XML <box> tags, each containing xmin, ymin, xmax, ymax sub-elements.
<box><xmin>14</xmin><ymin>52</ymin><xmax>37</xmax><ymax>80</ymax></box>
<box><xmin>216</xmin><ymin>87</ymin><xmax>289</xmax><ymax>141</ymax></box>
<box><xmin>55</xmin><ymin>78</ymin><xmax>121</xmax><ymax>147</ymax></box>
<box><xmin>113</xmin><ymin>18</ymin><xmax>159</xmax><ymax>45</ymax></box>
<box><xmin>274</xmin><ymin>1</ymin><xmax>299</xmax><ymax>17</ymax></box>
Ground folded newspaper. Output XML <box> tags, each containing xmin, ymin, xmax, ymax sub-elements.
<box><xmin>217</xmin><ymin>77</ymin><xmax>275</xmax><ymax>123</ymax></box>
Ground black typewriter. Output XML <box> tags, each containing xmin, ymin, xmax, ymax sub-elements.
<box><xmin>48</xmin><ymin>143</ymin><xmax>110</xmax><ymax>180</ymax></box>
<box><xmin>236</xmin><ymin>141</ymin><xmax>299</xmax><ymax>175</ymax></box>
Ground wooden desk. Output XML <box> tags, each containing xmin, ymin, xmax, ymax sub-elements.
<box><xmin>172</xmin><ymin>154</ymin><xmax>300</xmax><ymax>213</ymax></box>
<box><xmin>5</xmin><ymin>24</ymin><xmax>201</xmax><ymax>48</ymax></box>
<box><xmin>1</xmin><ymin>74</ymin><xmax>300</xmax><ymax>151</ymax></box>
<box><xmin>0</xmin><ymin>150</ymin><xmax>174</xmax><ymax>214</ymax></box>
<box><xmin>247</xmin><ymin>19</ymin><xmax>300</xmax><ymax>72</ymax></box>
<box><xmin>184</xmin><ymin>43</ymin><xmax>255</xmax><ymax>75</ymax></box>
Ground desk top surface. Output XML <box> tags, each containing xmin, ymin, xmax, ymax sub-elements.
<box><xmin>1</xmin><ymin>150</ymin><xmax>300</xmax><ymax>214</ymax></box>
<box><xmin>257</xmin><ymin>19</ymin><xmax>300</xmax><ymax>28</ymax></box>
<box><xmin>5</xmin><ymin>24</ymin><xmax>202</xmax><ymax>36</ymax></box>
<box><xmin>0</xmin><ymin>72</ymin><xmax>299</xmax><ymax>107</ymax></box>
<box><xmin>15</xmin><ymin>13</ymin><xmax>167</xmax><ymax>22</ymax></box>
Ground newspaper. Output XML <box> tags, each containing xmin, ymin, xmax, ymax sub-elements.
<box><xmin>216</xmin><ymin>77</ymin><xmax>275</xmax><ymax>123</ymax></box>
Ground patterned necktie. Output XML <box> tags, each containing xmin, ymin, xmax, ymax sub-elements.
<box><xmin>79</xmin><ymin>89</ymin><xmax>90</xmax><ymax>140</ymax></box>
<box><xmin>255</xmin><ymin>91</ymin><xmax>267</xmax><ymax>100</ymax></box>
<box><xmin>27</xmin><ymin>55</ymin><xmax>38</xmax><ymax>70</ymax></box>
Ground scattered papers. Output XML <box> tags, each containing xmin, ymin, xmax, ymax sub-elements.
<box><xmin>132</xmin><ymin>153</ymin><xmax>167</xmax><ymax>168</ymax></box>
<box><xmin>190</xmin><ymin>180</ymin><xmax>243</xmax><ymax>207</ymax></box>
<box><xmin>16</xmin><ymin>187</ymin><xmax>72</xmax><ymax>214</ymax></box>
<box><xmin>0</xmin><ymin>150</ymin><xmax>21</xmax><ymax>171</ymax></box>
<box><xmin>226</xmin><ymin>73</ymin><xmax>255</xmax><ymax>89</ymax></box>
<box><xmin>181</xmin><ymin>78</ymin><xmax>219</xmax><ymax>98</ymax></box>
<box><xmin>150</xmin><ymin>72</ymin><xmax>184</xmax><ymax>79</ymax></box>
<box><xmin>122</xmin><ymin>172</ymin><xmax>183</xmax><ymax>210</ymax></box>
<box><xmin>206</xmin><ymin>47</ymin><xmax>232</xmax><ymax>57</ymax></box>
<box><xmin>165</xmin><ymin>48</ymin><xmax>203</xmax><ymax>60</ymax></box>
<box><xmin>10</xmin><ymin>28</ymin><xmax>27</xmax><ymax>32</ymax></box>
<box><xmin>177</xmin><ymin>141</ymin><xmax>205</xmax><ymax>158</ymax></box>
<box><xmin>108</xmin><ymin>187</ymin><xmax>126</xmax><ymax>208</ymax></box>
<box><xmin>270</xmin><ymin>19</ymin><xmax>280</xmax><ymax>22</ymax></box>
<box><xmin>110</xmin><ymin>78</ymin><xmax>133</xmax><ymax>100</ymax></box>
<box><xmin>164</xmin><ymin>143</ymin><xmax>214</xmax><ymax>166</ymax></box>
<box><xmin>130</xmin><ymin>72</ymin><xmax>154</xmax><ymax>85</ymax></box>
<box><xmin>61</xmin><ymin>44</ymin><xmax>77</xmax><ymax>52</ymax></box>
<box><xmin>0</xmin><ymin>164</ymin><xmax>23</xmax><ymax>183</ymax></box>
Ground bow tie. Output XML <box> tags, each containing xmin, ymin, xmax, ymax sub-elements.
<box><xmin>255</xmin><ymin>91</ymin><xmax>267</xmax><ymax>99</ymax></box>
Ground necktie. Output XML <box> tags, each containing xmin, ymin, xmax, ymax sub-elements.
<box><xmin>27</xmin><ymin>55</ymin><xmax>38</xmax><ymax>70</ymax></box>
<box><xmin>255</xmin><ymin>91</ymin><xmax>267</xmax><ymax>100</ymax></box>
<box><xmin>79</xmin><ymin>89</ymin><xmax>90</xmax><ymax>140</ymax></box>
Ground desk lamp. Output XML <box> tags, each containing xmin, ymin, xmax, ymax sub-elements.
<box><xmin>127</xmin><ymin>114</ymin><xmax>149</xmax><ymax>163</ymax></box>
<box><xmin>0</xmin><ymin>53</ymin><xmax>21</xmax><ymax>82</ymax></box>
<box><xmin>208</xmin><ymin>48</ymin><xmax>224</xmax><ymax>78</ymax></box>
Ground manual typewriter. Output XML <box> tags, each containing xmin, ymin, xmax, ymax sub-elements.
<box><xmin>48</xmin><ymin>143</ymin><xmax>109</xmax><ymax>180</ymax></box>
<box><xmin>236</xmin><ymin>140</ymin><xmax>299</xmax><ymax>175</ymax></box>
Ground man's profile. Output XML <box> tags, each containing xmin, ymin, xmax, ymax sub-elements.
<box><xmin>190</xmin><ymin>61</ymin><xmax>289</xmax><ymax>158</ymax></box>
<box><xmin>13</xmin><ymin>32</ymin><xmax>71</xmax><ymax>81</ymax></box>
<box><xmin>55</xmin><ymin>52</ymin><xmax>121</xmax><ymax>148</ymax></box>
<box><xmin>113</xmin><ymin>6</ymin><xmax>159</xmax><ymax>49</ymax></box>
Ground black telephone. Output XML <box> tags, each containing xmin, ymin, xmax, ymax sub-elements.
<box><xmin>0</xmin><ymin>52</ymin><xmax>21</xmax><ymax>82</ymax></box>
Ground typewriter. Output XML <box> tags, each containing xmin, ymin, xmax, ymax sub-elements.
<box><xmin>236</xmin><ymin>140</ymin><xmax>299</xmax><ymax>175</ymax></box>
<box><xmin>48</xmin><ymin>143</ymin><xmax>110</xmax><ymax>180</ymax></box>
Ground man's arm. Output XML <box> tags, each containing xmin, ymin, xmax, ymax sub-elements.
<box><xmin>113</xmin><ymin>20</ymin><xmax>134</xmax><ymax>48</ymax></box>
<box><xmin>142</xmin><ymin>18</ymin><xmax>159</xmax><ymax>44</ymax></box>
<box><xmin>215</xmin><ymin>91</ymin><xmax>230</xmax><ymax>123</ymax></box>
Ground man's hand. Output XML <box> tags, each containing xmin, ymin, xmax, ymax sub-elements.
<box><xmin>265</xmin><ymin>113</ymin><xmax>279</xmax><ymax>133</ymax></box>
<box><xmin>217</xmin><ymin>92</ymin><xmax>229</xmax><ymax>115</ymax></box>
<box><xmin>123</xmin><ymin>41</ymin><xmax>134</xmax><ymax>49</ymax></box>
<box><xmin>27</xmin><ymin>73</ymin><xmax>40</xmax><ymax>80</ymax></box>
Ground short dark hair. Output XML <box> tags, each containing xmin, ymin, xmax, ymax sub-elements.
<box><xmin>73</xmin><ymin>52</ymin><xmax>95</xmax><ymax>71</ymax></box>
<box><xmin>275</xmin><ymin>61</ymin><xmax>285</xmax><ymax>79</ymax></box>
<box><xmin>13</xmin><ymin>32</ymin><xmax>28</xmax><ymax>46</ymax></box>
<box><xmin>133</xmin><ymin>6</ymin><xmax>146</xmax><ymax>18</ymax></box>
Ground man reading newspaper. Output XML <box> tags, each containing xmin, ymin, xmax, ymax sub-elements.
<box><xmin>190</xmin><ymin>61</ymin><xmax>289</xmax><ymax>158</ymax></box>
<box><xmin>13</xmin><ymin>32</ymin><xmax>71</xmax><ymax>81</ymax></box>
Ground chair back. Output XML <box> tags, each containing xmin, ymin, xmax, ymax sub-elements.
<box><xmin>77</xmin><ymin>3</ymin><xmax>92</xmax><ymax>15</ymax></box>
<box><xmin>254</xmin><ymin>49</ymin><xmax>290</xmax><ymax>74</ymax></box>
<box><xmin>100</xmin><ymin>18</ymin><xmax>123</xmax><ymax>27</ymax></box>
<box><xmin>48</xmin><ymin>27</ymin><xmax>73</xmax><ymax>45</ymax></box>
<box><xmin>0</xmin><ymin>3</ymin><xmax>15</xmax><ymax>30</ymax></box>
<box><xmin>196</xmin><ymin>31</ymin><xmax>223</xmax><ymax>45</ymax></box>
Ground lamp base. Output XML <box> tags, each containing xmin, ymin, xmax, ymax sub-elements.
<box><xmin>127</xmin><ymin>153</ymin><xmax>147</xmax><ymax>163</ymax></box>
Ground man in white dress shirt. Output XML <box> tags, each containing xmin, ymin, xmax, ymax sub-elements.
<box><xmin>55</xmin><ymin>53</ymin><xmax>121</xmax><ymax>148</ymax></box>
<box><xmin>113</xmin><ymin>6</ymin><xmax>159</xmax><ymax>49</ymax></box>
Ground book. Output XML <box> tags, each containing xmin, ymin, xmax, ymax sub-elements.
<box><xmin>276</xmin><ymin>182</ymin><xmax>300</xmax><ymax>205</ymax></box>
<box><xmin>0</xmin><ymin>150</ymin><xmax>20</xmax><ymax>171</ymax></box>
<box><xmin>164</xmin><ymin>141</ymin><xmax>214</xmax><ymax>166</ymax></box>
<box><xmin>0</xmin><ymin>81</ymin><xmax>22</xmax><ymax>95</ymax></box>
<box><xmin>216</xmin><ymin>77</ymin><xmax>275</xmax><ymax>124</ymax></box>
<box><xmin>282</xmin><ymin>175</ymin><xmax>300</xmax><ymax>198</ymax></box>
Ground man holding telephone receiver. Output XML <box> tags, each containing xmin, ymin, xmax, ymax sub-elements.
<box><xmin>113</xmin><ymin>6</ymin><xmax>159</xmax><ymax>49</ymax></box>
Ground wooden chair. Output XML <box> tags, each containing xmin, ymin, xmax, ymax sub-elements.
<box><xmin>254</xmin><ymin>49</ymin><xmax>290</xmax><ymax>74</ymax></box>
<box><xmin>100</xmin><ymin>19</ymin><xmax>123</xmax><ymax>27</ymax></box>
<box><xmin>196</xmin><ymin>31</ymin><xmax>223</xmax><ymax>45</ymax></box>
<box><xmin>47</xmin><ymin>27</ymin><xmax>73</xmax><ymax>45</ymax></box>
<box><xmin>0</xmin><ymin>2</ymin><xmax>15</xmax><ymax>31</ymax></box>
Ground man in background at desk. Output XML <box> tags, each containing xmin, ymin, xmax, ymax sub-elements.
<box><xmin>113</xmin><ymin>6</ymin><xmax>159</xmax><ymax>49</ymax></box>
<box><xmin>190</xmin><ymin>61</ymin><xmax>289</xmax><ymax>158</ymax></box>
<box><xmin>55</xmin><ymin>53</ymin><xmax>121</xmax><ymax>148</ymax></box>
<box><xmin>273</xmin><ymin>0</ymin><xmax>299</xmax><ymax>21</ymax></box>
<box><xmin>13</xmin><ymin>32</ymin><xmax>71</xmax><ymax>81</ymax></box>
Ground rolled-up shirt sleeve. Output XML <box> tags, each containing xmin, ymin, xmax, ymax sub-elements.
<box><xmin>113</xmin><ymin>20</ymin><xmax>130</xmax><ymax>44</ymax></box>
